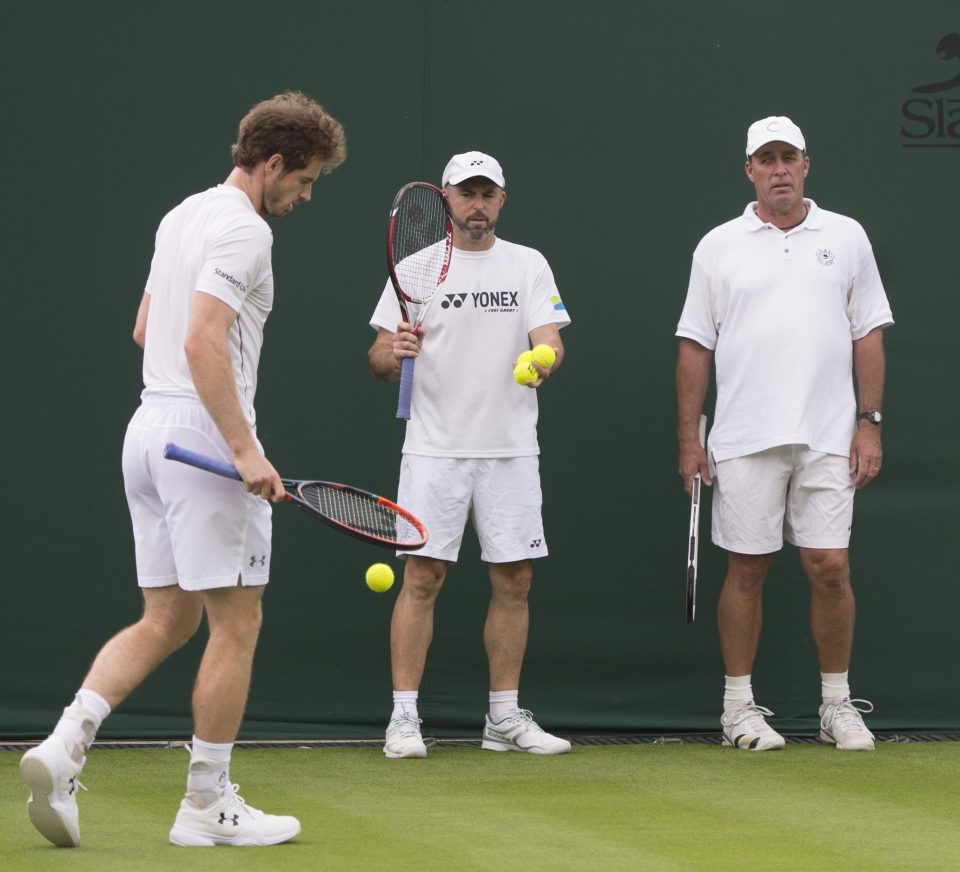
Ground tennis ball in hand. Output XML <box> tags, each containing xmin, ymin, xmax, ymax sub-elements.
<box><xmin>531</xmin><ymin>344</ymin><xmax>556</xmax><ymax>368</ymax></box>
<box><xmin>514</xmin><ymin>361</ymin><xmax>538</xmax><ymax>385</ymax></box>
<box><xmin>517</xmin><ymin>350</ymin><xmax>535</xmax><ymax>366</ymax></box>
<box><xmin>365</xmin><ymin>563</ymin><xmax>395</xmax><ymax>592</ymax></box>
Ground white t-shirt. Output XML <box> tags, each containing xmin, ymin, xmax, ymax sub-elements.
<box><xmin>676</xmin><ymin>199</ymin><xmax>893</xmax><ymax>461</ymax></box>
<box><xmin>370</xmin><ymin>238</ymin><xmax>570</xmax><ymax>457</ymax></box>
<box><xmin>141</xmin><ymin>185</ymin><xmax>274</xmax><ymax>426</ymax></box>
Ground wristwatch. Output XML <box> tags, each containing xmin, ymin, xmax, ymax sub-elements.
<box><xmin>857</xmin><ymin>409</ymin><xmax>883</xmax><ymax>425</ymax></box>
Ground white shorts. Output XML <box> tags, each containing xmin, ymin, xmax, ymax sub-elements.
<box><xmin>397</xmin><ymin>455</ymin><xmax>547</xmax><ymax>563</ymax></box>
<box><xmin>711</xmin><ymin>445</ymin><xmax>854</xmax><ymax>554</ymax></box>
<box><xmin>122</xmin><ymin>397</ymin><xmax>272</xmax><ymax>591</ymax></box>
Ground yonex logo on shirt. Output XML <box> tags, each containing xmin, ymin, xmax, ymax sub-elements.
<box><xmin>439</xmin><ymin>291</ymin><xmax>519</xmax><ymax>313</ymax></box>
<box><xmin>214</xmin><ymin>267</ymin><xmax>247</xmax><ymax>294</ymax></box>
<box><xmin>472</xmin><ymin>291</ymin><xmax>518</xmax><ymax>312</ymax></box>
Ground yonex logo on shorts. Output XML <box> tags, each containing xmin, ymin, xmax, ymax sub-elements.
<box><xmin>816</xmin><ymin>249</ymin><xmax>836</xmax><ymax>266</ymax></box>
<box><xmin>530</xmin><ymin>538</ymin><xmax>542</xmax><ymax>548</ymax></box>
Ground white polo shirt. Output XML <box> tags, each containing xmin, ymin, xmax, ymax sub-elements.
<box><xmin>677</xmin><ymin>199</ymin><xmax>893</xmax><ymax>461</ymax></box>
<box><xmin>141</xmin><ymin>185</ymin><xmax>274</xmax><ymax>426</ymax></box>
<box><xmin>370</xmin><ymin>238</ymin><xmax>570</xmax><ymax>458</ymax></box>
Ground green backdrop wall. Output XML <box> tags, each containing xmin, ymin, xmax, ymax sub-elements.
<box><xmin>3</xmin><ymin>0</ymin><xmax>958</xmax><ymax>739</ymax></box>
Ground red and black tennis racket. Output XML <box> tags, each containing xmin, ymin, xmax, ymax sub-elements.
<box><xmin>163</xmin><ymin>443</ymin><xmax>428</xmax><ymax>550</ymax></box>
<box><xmin>386</xmin><ymin>182</ymin><xmax>453</xmax><ymax>420</ymax></box>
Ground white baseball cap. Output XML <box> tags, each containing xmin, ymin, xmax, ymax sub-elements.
<box><xmin>442</xmin><ymin>151</ymin><xmax>505</xmax><ymax>188</ymax></box>
<box><xmin>746</xmin><ymin>116</ymin><xmax>806</xmax><ymax>156</ymax></box>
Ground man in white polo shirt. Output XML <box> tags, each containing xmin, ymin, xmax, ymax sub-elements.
<box><xmin>676</xmin><ymin>116</ymin><xmax>893</xmax><ymax>752</ymax></box>
<box><xmin>368</xmin><ymin>152</ymin><xmax>571</xmax><ymax>758</ymax></box>
<box><xmin>21</xmin><ymin>92</ymin><xmax>346</xmax><ymax>846</ymax></box>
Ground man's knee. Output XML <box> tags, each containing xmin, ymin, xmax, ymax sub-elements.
<box><xmin>402</xmin><ymin>557</ymin><xmax>447</xmax><ymax>600</ymax></box>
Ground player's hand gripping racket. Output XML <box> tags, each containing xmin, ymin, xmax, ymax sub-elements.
<box><xmin>163</xmin><ymin>443</ymin><xmax>428</xmax><ymax>550</ymax></box>
<box><xmin>386</xmin><ymin>182</ymin><xmax>453</xmax><ymax>420</ymax></box>
<box><xmin>686</xmin><ymin>414</ymin><xmax>707</xmax><ymax>623</ymax></box>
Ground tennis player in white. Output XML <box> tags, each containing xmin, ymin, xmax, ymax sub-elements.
<box><xmin>369</xmin><ymin>152</ymin><xmax>572</xmax><ymax>758</ymax></box>
<box><xmin>676</xmin><ymin>116</ymin><xmax>893</xmax><ymax>752</ymax></box>
<box><xmin>20</xmin><ymin>92</ymin><xmax>346</xmax><ymax>847</ymax></box>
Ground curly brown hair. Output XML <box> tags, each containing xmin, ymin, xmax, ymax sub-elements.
<box><xmin>231</xmin><ymin>91</ymin><xmax>346</xmax><ymax>174</ymax></box>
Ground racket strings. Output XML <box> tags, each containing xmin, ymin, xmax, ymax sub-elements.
<box><xmin>298</xmin><ymin>483</ymin><xmax>422</xmax><ymax>545</ymax></box>
<box><xmin>392</xmin><ymin>189</ymin><xmax>450</xmax><ymax>302</ymax></box>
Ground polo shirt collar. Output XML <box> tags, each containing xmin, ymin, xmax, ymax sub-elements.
<box><xmin>742</xmin><ymin>198</ymin><xmax>823</xmax><ymax>232</ymax></box>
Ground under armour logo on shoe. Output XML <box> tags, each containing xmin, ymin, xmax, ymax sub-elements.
<box><xmin>68</xmin><ymin>777</ymin><xmax>77</xmax><ymax>796</ymax></box>
<box><xmin>249</xmin><ymin>555</ymin><xmax>267</xmax><ymax>567</ymax></box>
<box><xmin>218</xmin><ymin>813</ymin><xmax>240</xmax><ymax>827</ymax></box>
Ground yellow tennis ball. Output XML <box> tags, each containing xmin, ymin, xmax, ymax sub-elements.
<box><xmin>516</xmin><ymin>350</ymin><xmax>535</xmax><ymax>366</ymax></box>
<box><xmin>531</xmin><ymin>344</ymin><xmax>556</xmax><ymax>368</ymax></box>
<box><xmin>365</xmin><ymin>563</ymin><xmax>395</xmax><ymax>592</ymax></box>
<box><xmin>513</xmin><ymin>361</ymin><xmax>538</xmax><ymax>385</ymax></box>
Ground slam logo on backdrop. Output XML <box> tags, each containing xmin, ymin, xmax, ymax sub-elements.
<box><xmin>901</xmin><ymin>32</ymin><xmax>960</xmax><ymax>148</ymax></box>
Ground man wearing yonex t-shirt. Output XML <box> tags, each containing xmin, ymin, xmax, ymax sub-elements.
<box><xmin>676</xmin><ymin>117</ymin><xmax>893</xmax><ymax>753</ymax></box>
<box><xmin>21</xmin><ymin>92</ymin><xmax>346</xmax><ymax>847</ymax></box>
<box><xmin>369</xmin><ymin>151</ymin><xmax>571</xmax><ymax>758</ymax></box>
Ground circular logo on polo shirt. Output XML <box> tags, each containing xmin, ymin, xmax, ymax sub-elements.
<box><xmin>816</xmin><ymin>248</ymin><xmax>836</xmax><ymax>266</ymax></box>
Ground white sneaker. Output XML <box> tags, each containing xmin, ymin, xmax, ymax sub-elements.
<box><xmin>721</xmin><ymin>701</ymin><xmax>786</xmax><ymax>751</ymax></box>
<box><xmin>481</xmin><ymin>710</ymin><xmax>571</xmax><ymax>755</ymax></box>
<box><xmin>820</xmin><ymin>697</ymin><xmax>876</xmax><ymax>751</ymax></box>
<box><xmin>384</xmin><ymin>714</ymin><xmax>427</xmax><ymax>759</ymax></box>
<box><xmin>20</xmin><ymin>735</ymin><xmax>86</xmax><ymax>847</ymax></box>
<box><xmin>169</xmin><ymin>782</ymin><xmax>301</xmax><ymax>847</ymax></box>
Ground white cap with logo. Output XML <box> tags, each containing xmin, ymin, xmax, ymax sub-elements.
<box><xmin>746</xmin><ymin>116</ymin><xmax>806</xmax><ymax>156</ymax></box>
<box><xmin>442</xmin><ymin>151</ymin><xmax>506</xmax><ymax>188</ymax></box>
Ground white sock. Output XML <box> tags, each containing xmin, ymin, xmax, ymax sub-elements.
<box><xmin>76</xmin><ymin>689</ymin><xmax>112</xmax><ymax>724</ymax></box>
<box><xmin>191</xmin><ymin>736</ymin><xmax>233</xmax><ymax>764</ymax></box>
<box><xmin>489</xmin><ymin>690</ymin><xmax>520</xmax><ymax>723</ymax></box>
<box><xmin>392</xmin><ymin>691</ymin><xmax>419</xmax><ymax>720</ymax></box>
<box><xmin>821</xmin><ymin>671</ymin><xmax>850</xmax><ymax>703</ymax></box>
<box><xmin>186</xmin><ymin>737</ymin><xmax>233</xmax><ymax>808</ymax></box>
<box><xmin>723</xmin><ymin>675</ymin><xmax>753</xmax><ymax>709</ymax></box>
<box><xmin>52</xmin><ymin>690</ymin><xmax>110</xmax><ymax>760</ymax></box>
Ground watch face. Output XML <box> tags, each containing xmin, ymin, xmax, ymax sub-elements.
<box><xmin>861</xmin><ymin>410</ymin><xmax>882</xmax><ymax>424</ymax></box>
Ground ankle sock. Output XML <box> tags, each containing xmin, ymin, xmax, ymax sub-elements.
<box><xmin>821</xmin><ymin>671</ymin><xmax>850</xmax><ymax>703</ymax></box>
<box><xmin>723</xmin><ymin>675</ymin><xmax>753</xmax><ymax>710</ymax></box>
<box><xmin>392</xmin><ymin>691</ymin><xmax>419</xmax><ymax>721</ymax></box>
<box><xmin>489</xmin><ymin>690</ymin><xmax>520</xmax><ymax>723</ymax></box>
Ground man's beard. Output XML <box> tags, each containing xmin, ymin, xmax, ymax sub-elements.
<box><xmin>454</xmin><ymin>213</ymin><xmax>496</xmax><ymax>242</ymax></box>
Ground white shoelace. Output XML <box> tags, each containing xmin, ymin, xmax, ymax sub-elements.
<box><xmin>725</xmin><ymin>702</ymin><xmax>777</xmax><ymax>731</ymax></box>
<box><xmin>500</xmin><ymin>709</ymin><xmax>548</xmax><ymax>737</ymax></box>
<box><xmin>823</xmin><ymin>698</ymin><xmax>874</xmax><ymax>733</ymax></box>
<box><xmin>391</xmin><ymin>714</ymin><xmax>423</xmax><ymax>737</ymax></box>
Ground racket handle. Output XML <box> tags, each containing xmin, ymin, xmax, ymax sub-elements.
<box><xmin>396</xmin><ymin>356</ymin><xmax>415</xmax><ymax>420</ymax></box>
<box><xmin>163</xmin><ymin>442</ymin><xmax>242</xmax><ymax>481</ymax></box>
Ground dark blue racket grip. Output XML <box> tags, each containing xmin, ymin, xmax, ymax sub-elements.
<box><xmin>163</xmin><ymin>442</ymin><xmax>241</xmax><ymax>481</ymax></box>
<box><xmin>396</xmin><ymin>356</ymin><xmax>415</xmax><ymax>420</ymax></box>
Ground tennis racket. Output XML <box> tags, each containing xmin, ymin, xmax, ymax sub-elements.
<box><xmin>386</xmin><ymin>181</ymin><xmax>453</xmax><ymax>420</ymax></box>
<box><xmin>163</xmin><ymin>443</ymin><xmax>428</xmax><ymax>551</ymax></box>
<box><xmin>686</xmin><ymin>414</ymin><xmax>708</xmax><ymax>623</ymax></box>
